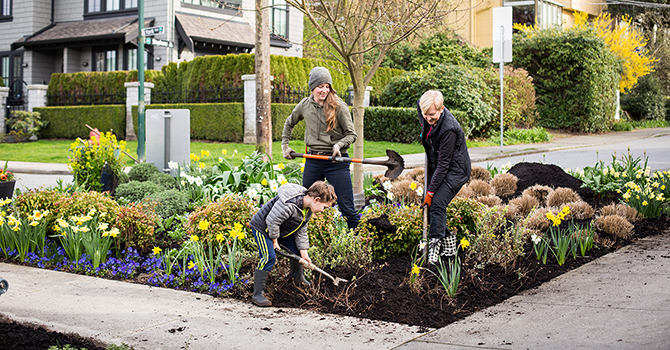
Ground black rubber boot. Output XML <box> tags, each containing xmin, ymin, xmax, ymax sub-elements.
<box><xmin>290</xmin><ymin>259</ymin><xmax>311</xmax><ymax>287</ymax></box>
<box><xmin>252</xmin><ymin>269</ymin><xmax>272</xmax><ymax>307</ymax></box>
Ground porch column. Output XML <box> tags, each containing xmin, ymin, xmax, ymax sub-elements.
<box><xmin>27</xmin><ymin>84</ymin><xmax>48</xmax><ymax>112</ymax></box>
<box><xmin>243</xmin><ymin>74</ymin><xmax>274</xmax><ymax>144</ymax></box>
<box><xmin>0</xmin><ymin>87</ymin><xmax>8</xmax><ymax>135</ymax></box>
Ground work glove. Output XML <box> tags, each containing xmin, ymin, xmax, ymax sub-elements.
<box><xmin>332</xmin><ymin>144</ymin><xmax>341</xmax><ymax>158</ymax></box>
<box><xmin>422</xmin><ymin>191</ymin><xmax>434</xmax><ymax>207</ymax></box>
<box><xmin>281</xmin><ymin>144</ymin><xmax>295</xmax><ymax>160</ymax></box>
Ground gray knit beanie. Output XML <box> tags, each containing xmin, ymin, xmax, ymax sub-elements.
<box><xmin>309</xmin><ymin>66</ymin><xmax>333</xmax><ymax>91</ymax></box>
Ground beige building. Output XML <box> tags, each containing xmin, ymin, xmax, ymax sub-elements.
<box><xmin>450</xmin><ymin>0</ymin><xmax>607</xmax><ymax>48</ymax></box>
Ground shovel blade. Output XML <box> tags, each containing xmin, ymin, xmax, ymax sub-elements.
<box><xmin>383</xmin><ymin>149</ymin><xmax>405</xmax><ymax>179</ymax></box>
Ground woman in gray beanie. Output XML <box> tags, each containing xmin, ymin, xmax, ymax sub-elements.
<box><xmin>281</xmin><ymin>66</ymin><xmax>359</xmax><ymax>229</ymax></box>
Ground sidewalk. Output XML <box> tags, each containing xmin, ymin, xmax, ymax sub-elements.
<box><xmin>1</xmin><ymin>232</ymin><xmax>668</xmax><ymax>349</ymax></box>
<box><xmin>4</xmin><ymin>127</ymin><xmax>670</xmax><ymax>176</ymax></box>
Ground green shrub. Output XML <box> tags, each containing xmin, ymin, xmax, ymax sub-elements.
<box><xmin>35</xmin><ymin>105</ymin><xmax>125</xmax><ymax>139</ymax></box>
<box><xmin>118</xmin><ymin>171</ymin><xmax>130</xmax><ymax>184</ymax></box>
<box><xmin>185</xmin><ymin>194</ymin><xmax>256</xmax><ymax>250</ymax></box>
<box><xmin>149</xmin><ymin>172</ymin><xmax>178</xmax><ymax>189</ymax></box>
<box><xmin>7</xmin><ymin>111</ymin><xmax>47</xmax><ymax>139</ymax></box>
<box><xmin>47</xmin><ymin>70</ymin><xmax>161</xmax><ymax>96</ymax></box>
<box><xmin>356</xmin><ymin>203</ymin><xmax>423</xmax><ymax>260</ymax></box>
<box><xmin>114</xmin><ymin>181</ymin><xmax>162</xmax><ymax>202</ymax></box>
<box><xmin>308</xmin><ymin>208</ymin><xmax>372</xmax><ymax>269</ymax></box>
<box><xmin>477</xmin><ymin>66</ymin><xmax>538</xmax><ymax>129</ymax></box>
<box><xmin>272</xmin><ymin>103</ymin><xmax>305</xmax><ymax>141</ymax></box>
<box><xmin>611</xmin><ymin>120</ymin><xmax>634</xmax><ymax>131</ymax></box>
<box><xmin>410</xmin><ymin>32</ymin><xmax>491</xmax><ymax>70</ymax></box>
<box><xmin>13</xmin><ymin>189</ymin><xmax>67</xmax><ymax>234</ymax></box>
<box><xmin>513</xmin><ymin>26</ymin><xmax>621</xmax><ymax>132</ymax></box>
<box><xmin>128</xmin><ymin>162</ymin><xmax>160</xmax><ymax>182</ymax></box>
<box><xmin>380</xmin><ymin>64</ymin><xmax>496</xmax><ymax>137</ymax></box>
<box><xmin>115</xmin><ymin>202</ymin><xmax>159</xmax><ymax>255</ymax></box>
<box><xmin>621</xmin><ymin>73</ymin><xmax>667</xmax><ymax>121</ymax></box>
<box><xmin>146</xmin><ymin>189</ymin><xmax>189</xmax><ymax>219</ymax></box>
<box><xmin>445</xmin><ymin>197</ymin><xmax>486</xmax><ymax>243</ymax></box>
<box><xmin>54</xmin><ymin>191</ymin><xmax>120</xmax><ymax>222</ymax></box>
<box><xmin>363</xmin><ymin>107</ymin><xmax>420</xmax><ymax>143</ymax></box>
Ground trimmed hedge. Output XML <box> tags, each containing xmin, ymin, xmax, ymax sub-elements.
<box><xmin>363</xmin><ymin>107</ymin><xmax>419</xmax><ymax>143</ymax></box>
<box><xmin>132</xmin><ymin>103</ymin><xmax>245</xmax><ymax>142</ymax></box>
<box><xmin>34</xmin><ymin>105</ymin><xmax>126</xmax><ymax>139</ymax></box>
<box><xmin>272</xmin><ymin>103</ymin><xmax>304</xmax><ymax>141</ymax></box>
<box><xmin>48</xmin><ymin>54</ymin><xmax>404</xmax><ymax>101</ymax></box>
<box><xmin>513</xmin><ymin>27</ymin><xmax>620</xmax><ymax>132</ymax></box>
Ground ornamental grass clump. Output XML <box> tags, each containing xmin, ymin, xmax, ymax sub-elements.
<box><xmin>526</xmin><ymin>208</ymin><xmax>551</xmax><ymax>231</ymax></box>
<box><xmin>546</xmin><ymin>187</ymin><xmax>580</xmax><ymax>207</ymax></box>
<box><xmin>522</xmin><ymin>184</ymin><xmax>554</xmax><ymax>206</ymax></box>
<box><xmin>491</xmin><ymin>173</ymin><xmax>518</xmax><ymax>196</ymax></box>
<box><xmin>456</xmin><ymin>185</ymin><xmax>474</xmax><ymax>198</ymax></box>
<box><xmin>470</xmin><ymin>166</ymin><xmax>492</xmax><ymax>183</ymax></box>
<box><xmin>599</xmin><ymin>203</ymin><xmax>638</xmax><ymax>222</ymax></box>
<box><xmin>595</xmin><ymin>214</ymin><xmax>634</xmax><ymax>239</ymax></box>
<box><xmin>475</xmin><ymin>194</ymin><xmax>502</xmax><ymax>207</ymax></box>
<box><xmin>563</xmin><ymin>201</ymin><xmax>595</xmax><ymax>220</ymax></box>
<box><xmin>507</xmin><ymin>194</ymin><xmax>539</xmax><ymax>219</ymax></box>
<box><xmin>468</xmin><ymin>179</ymin><xmax>495</xmax><ymax>197</ymax></box>
<box><xmin>389</xmin><ymin>179</ymin><xmax>423</xmax><ymax>205</ymax></box>
<box><xmin>468</xmin><ymin>205</ymin><xmax>530</xmax><ymax>270</ymax></box>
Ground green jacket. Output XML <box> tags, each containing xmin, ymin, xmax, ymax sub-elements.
<box><xmin>281</xmin><ymin>95</ymin><xmax>357</xmax><ymax>153</ymax></box>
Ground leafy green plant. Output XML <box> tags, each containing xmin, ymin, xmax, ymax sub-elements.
<box><xmin>429</xmin><ymin>255</ymin><xmax>461</xmax><ymax>297</ymax></box>
<box><xmin>53</xmin><ymin>211</ymin><xmax>119</xmax><ymax>268</ymax></box>
<box><xmin>146</xmin><ymin>189</ymin><xmax>189</xmax><ymax>219</ymax></box>
<box><xmin>357</xmin><ymin>203</ymin><xmax>422</xmax><ymax>260</ymax></box>
<box><xmin>115</xmin><ymin>202</ymin><xmax>159</xmax><ymax>255</ymax></box>
<box><xmin>445</xmin><ymin>197</ymin><xmax>486</xmax><ymax>243</ymax></box>
<box><xmin>114</xmin><ymin>181</ymin><xmax>162</xmax><ymax>203</ymax></box>
<box><xmin>530</xmin><ymin>232</ymin><xmax>549</xmax><ymax>264</ymax></box>
<box><xmin>621</xmin><ymin>180</ymin><xmax>665</xmax><ymax>219</ymax></box>
<box><xmin>185</xmin><ymin>194</ymin><xmax>255</xmax><ymax>249</ymax></box>
<box><xmin>1</xmin><ymin>209</ymin><xmax>50</xmax><ymax>261</ymax></box>
<box><xmin>308</xmin><ymin>214</ymin><xmax>372</xmax><ymax>269</ymax></box>
<box><xmin>7</xmin><ymin>110</ymin><xmax>47</xmax><ymax>139</ymax></box>
<box><xmin>68</xmin><ymin>131</ymin><xmax>129</xmax><ymax>191</ymax></box>
<box><xmin>128</xmin><ymin>162</ymin><xmax>160</xmax><ymax>182</ymax></box>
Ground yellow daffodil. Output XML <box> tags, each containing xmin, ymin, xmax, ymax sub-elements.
<box><xmin>222</xmin><ymin>149</ymin><xmax>228</xmax><ymax>155</ymax></box>
<box><xmin>642</xmin><ymin>201</ymin><xmax>648</xmax><ymax>206</ymax></box>
<box><xmin>108</xmin><ymin>228</ymin><xmax>120</xmax><ymax>238</ymax></box>
<box><xmin>201</xmin><ymin>149</ymin><xmax>210</xmax><ymax>157</ymax></box>
<box><xmin>30</xmin><ymin>221</ymin><xmax>39</xmax><ymax>227</ymax></box>
<box><xmin>216</xmin><ymin>233</ymin><xmax>224</xmax><ymax>243</ymax></box>
<box><xmin>188</xmin><ymin>261</ymin><xmax>195</xmax><ymax>269</ymax></box>
<box><xmin>98</xmin><ymin>222</ymin><xmax>109</xmax><ymax>231</ymax></box>
<box><xmin>411</xmin><ymin>264</ymin><xmax>420</xmax><ymax>276</ymax></box>
<box><xmin>261</xmin><ymin>178</ymin><xmax>268</xmax><ymax>186</ymax></box>
<box><xmin>277</xmin><ymin>163</ymin><xmax>285</xmax><ymax>170</ymax></box>
<box><xmin>410</xmin><ymin>182</ymin><xmax>417</xmax><ymax>190</ymax></box>
<box><xmin>198</xmin><ymin>219</ymin><xmax>209</xmax><ymax>231</ymax></box>
<box><xmin>152</xmin><ymin>247</ymin><xmax>162</xmax><ymax>255</ymax></box>
<box><xmin>460</xmin><ymin>238</ymin><xmax>470</xmax><ymax>250</ymax></box>
<box><xmin>198</xmin><ymin>162</ymin><xmax>205</xmax><ymax>169</ymax></box>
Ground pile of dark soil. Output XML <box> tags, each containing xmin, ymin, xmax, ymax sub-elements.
<box><xmin>0</xmin><ymin>314</ymin><xmax>107</xmax><ymax>350</ymax></box>
<box><xmin>244</xmin><ymin>162</ymin><xmax>669</xmax><ymax>329</ymax></box>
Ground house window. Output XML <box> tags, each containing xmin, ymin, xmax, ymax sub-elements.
<box><xmin>86</xmin><ymin>0</ymin><xmax>137</xmax><ymax>14</ymax></box>
<box><xmin>94</xmin><ymin>49</ymin><xmax>117</xmax><ymax>71</ymax></box>
<box><xmin>1</xmin><ymin>0</ymin><xmax>11</xmax><ymax>19</ymax></box>
<box><xmin>126</xmin><ymin>48</ymin><xmax>150</xmax><ymax>71</ymax></box>
<box><xmin>271</xmin><ymin>0</ymin><xmax>288</xmax><ymax>38</ymax></box>
<box><xmin>504</xmin><ymin>0</ymin><xmax>562</xmax><ymax>29</ymax></box>
<box><xmin>182</xmin><ymin>0</ymin><xmax>242</xmax><ymax>11</ymax></box>
<box><xmin>1</xmin><ymin>56</ymin><xmax>9</xmax><ymax>87</ymax></box>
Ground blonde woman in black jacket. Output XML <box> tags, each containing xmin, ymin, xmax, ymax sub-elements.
<box><xmin>418</xmin><ymin>90</ymin><xmax>472</xmax><ymax>264</ymax></box>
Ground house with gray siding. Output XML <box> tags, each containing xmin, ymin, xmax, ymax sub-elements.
<box><xmin>0</xmin><ymin>0</ymin><xmax>303</xmax><ymax>108</ymax></box>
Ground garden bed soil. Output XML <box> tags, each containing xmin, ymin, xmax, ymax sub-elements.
<box><xmin>232</xmin><ymin>162</ymin><xmax>669</xmax><ymax>329</ymax></box>
<box><xmin>0</xmin><ymin>314</ymin><xmax>107</xmax><ymax>350</ymax></box>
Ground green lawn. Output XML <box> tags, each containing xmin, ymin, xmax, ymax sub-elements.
<box><xmin>0</xmin><ymin>139</ymin><xmax>426</xmax><ymax>167</ymax></box>
<box><xmin>0</xmin><ymin>127</ymin><xmax>557</xmax><ymax>167</ymax></box>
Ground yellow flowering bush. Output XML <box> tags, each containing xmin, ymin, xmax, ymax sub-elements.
<box><xmin>186</xmin><ymin>194</ymin><xmax>255</xmax><ymax>251</ymax></box>
<box><xmin>68</xmin><ymin>131</ymin><xmax>128</xmax><ymax>191</ymax></box>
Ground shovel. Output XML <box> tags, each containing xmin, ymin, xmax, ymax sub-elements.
<box><xmin>275</xmin><ymin>245</ymin><xmax>348</xmax><ymax>287</ymax></box>
<box><xmin>290</xmin><ymin>149</ymin><xmax>405</xmax><ymax>179</ymax></box>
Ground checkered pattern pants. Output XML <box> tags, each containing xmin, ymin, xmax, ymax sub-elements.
<box><xmin>428</xmin><ymin>234</ymin><xmax>457</xmax><ymax>264</ymax></box>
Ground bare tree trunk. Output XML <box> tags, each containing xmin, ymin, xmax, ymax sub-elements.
<box><xmin>256</xmin><ymin>0</ymin><xmax>272</xmax><ymax>158</ymax></box>
<box><xmin>350</xmin><ymin>49</ymin><xmax>366</xmax><ymax>194</ymax></box>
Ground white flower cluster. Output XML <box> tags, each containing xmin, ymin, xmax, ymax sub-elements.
<box><xmin>180</xmin><ymin>171</ymin><xmax>203</xmax><ymax>186</ymax></box>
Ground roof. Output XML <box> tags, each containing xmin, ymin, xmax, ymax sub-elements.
<box><xmin>175</xmin><ymin>12</ymin><xmax>254</xmax><ymax>53</ymax></box>
<box><xmin>13</xmin><ymin>16</ymin><xmax>154</xmax><ymax>50</ymax></box>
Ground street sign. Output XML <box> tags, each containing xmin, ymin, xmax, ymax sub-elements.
<box><xmin>492</xmin><ymin>7</ymin><xmax>513</xmax><ymax>63</ymax></box>
<box><xmin>143</xmin><ymin>26</ymin><xmax>164</xmax><ymax>36</ymax></box>
<box><xmin>146</xmin><ymin>37</ymin><xmax>173</xmax><ymax>48</ymax></box>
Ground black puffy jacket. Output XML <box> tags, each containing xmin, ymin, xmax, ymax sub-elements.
<box><xmin>418</xmin><ymin>101</ymin><xmax>471</xmax><ymax>193</ymax></box>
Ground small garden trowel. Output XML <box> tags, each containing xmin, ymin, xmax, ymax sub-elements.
<box><xmin>275</xmin><ymin>245</ymin><xmax>348</xmax><ymax>287</ymax></box>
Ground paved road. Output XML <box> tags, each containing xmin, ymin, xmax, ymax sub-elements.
<box><xmin>472</xmin><ymin>134</ymin><xmax>670</xmax><ymax>172</ymax></box>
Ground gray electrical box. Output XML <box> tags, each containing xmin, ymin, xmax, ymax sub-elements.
<box><xmin>146</xmin><ymin>109</ymin><xmax>190</xmax><ymax>172</ymax></box>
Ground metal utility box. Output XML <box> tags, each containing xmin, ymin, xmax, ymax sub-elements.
<box><xmin>146</xmin><ymin>109</ymin><xmax>190</xmax><ymax>172</ymax></box>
